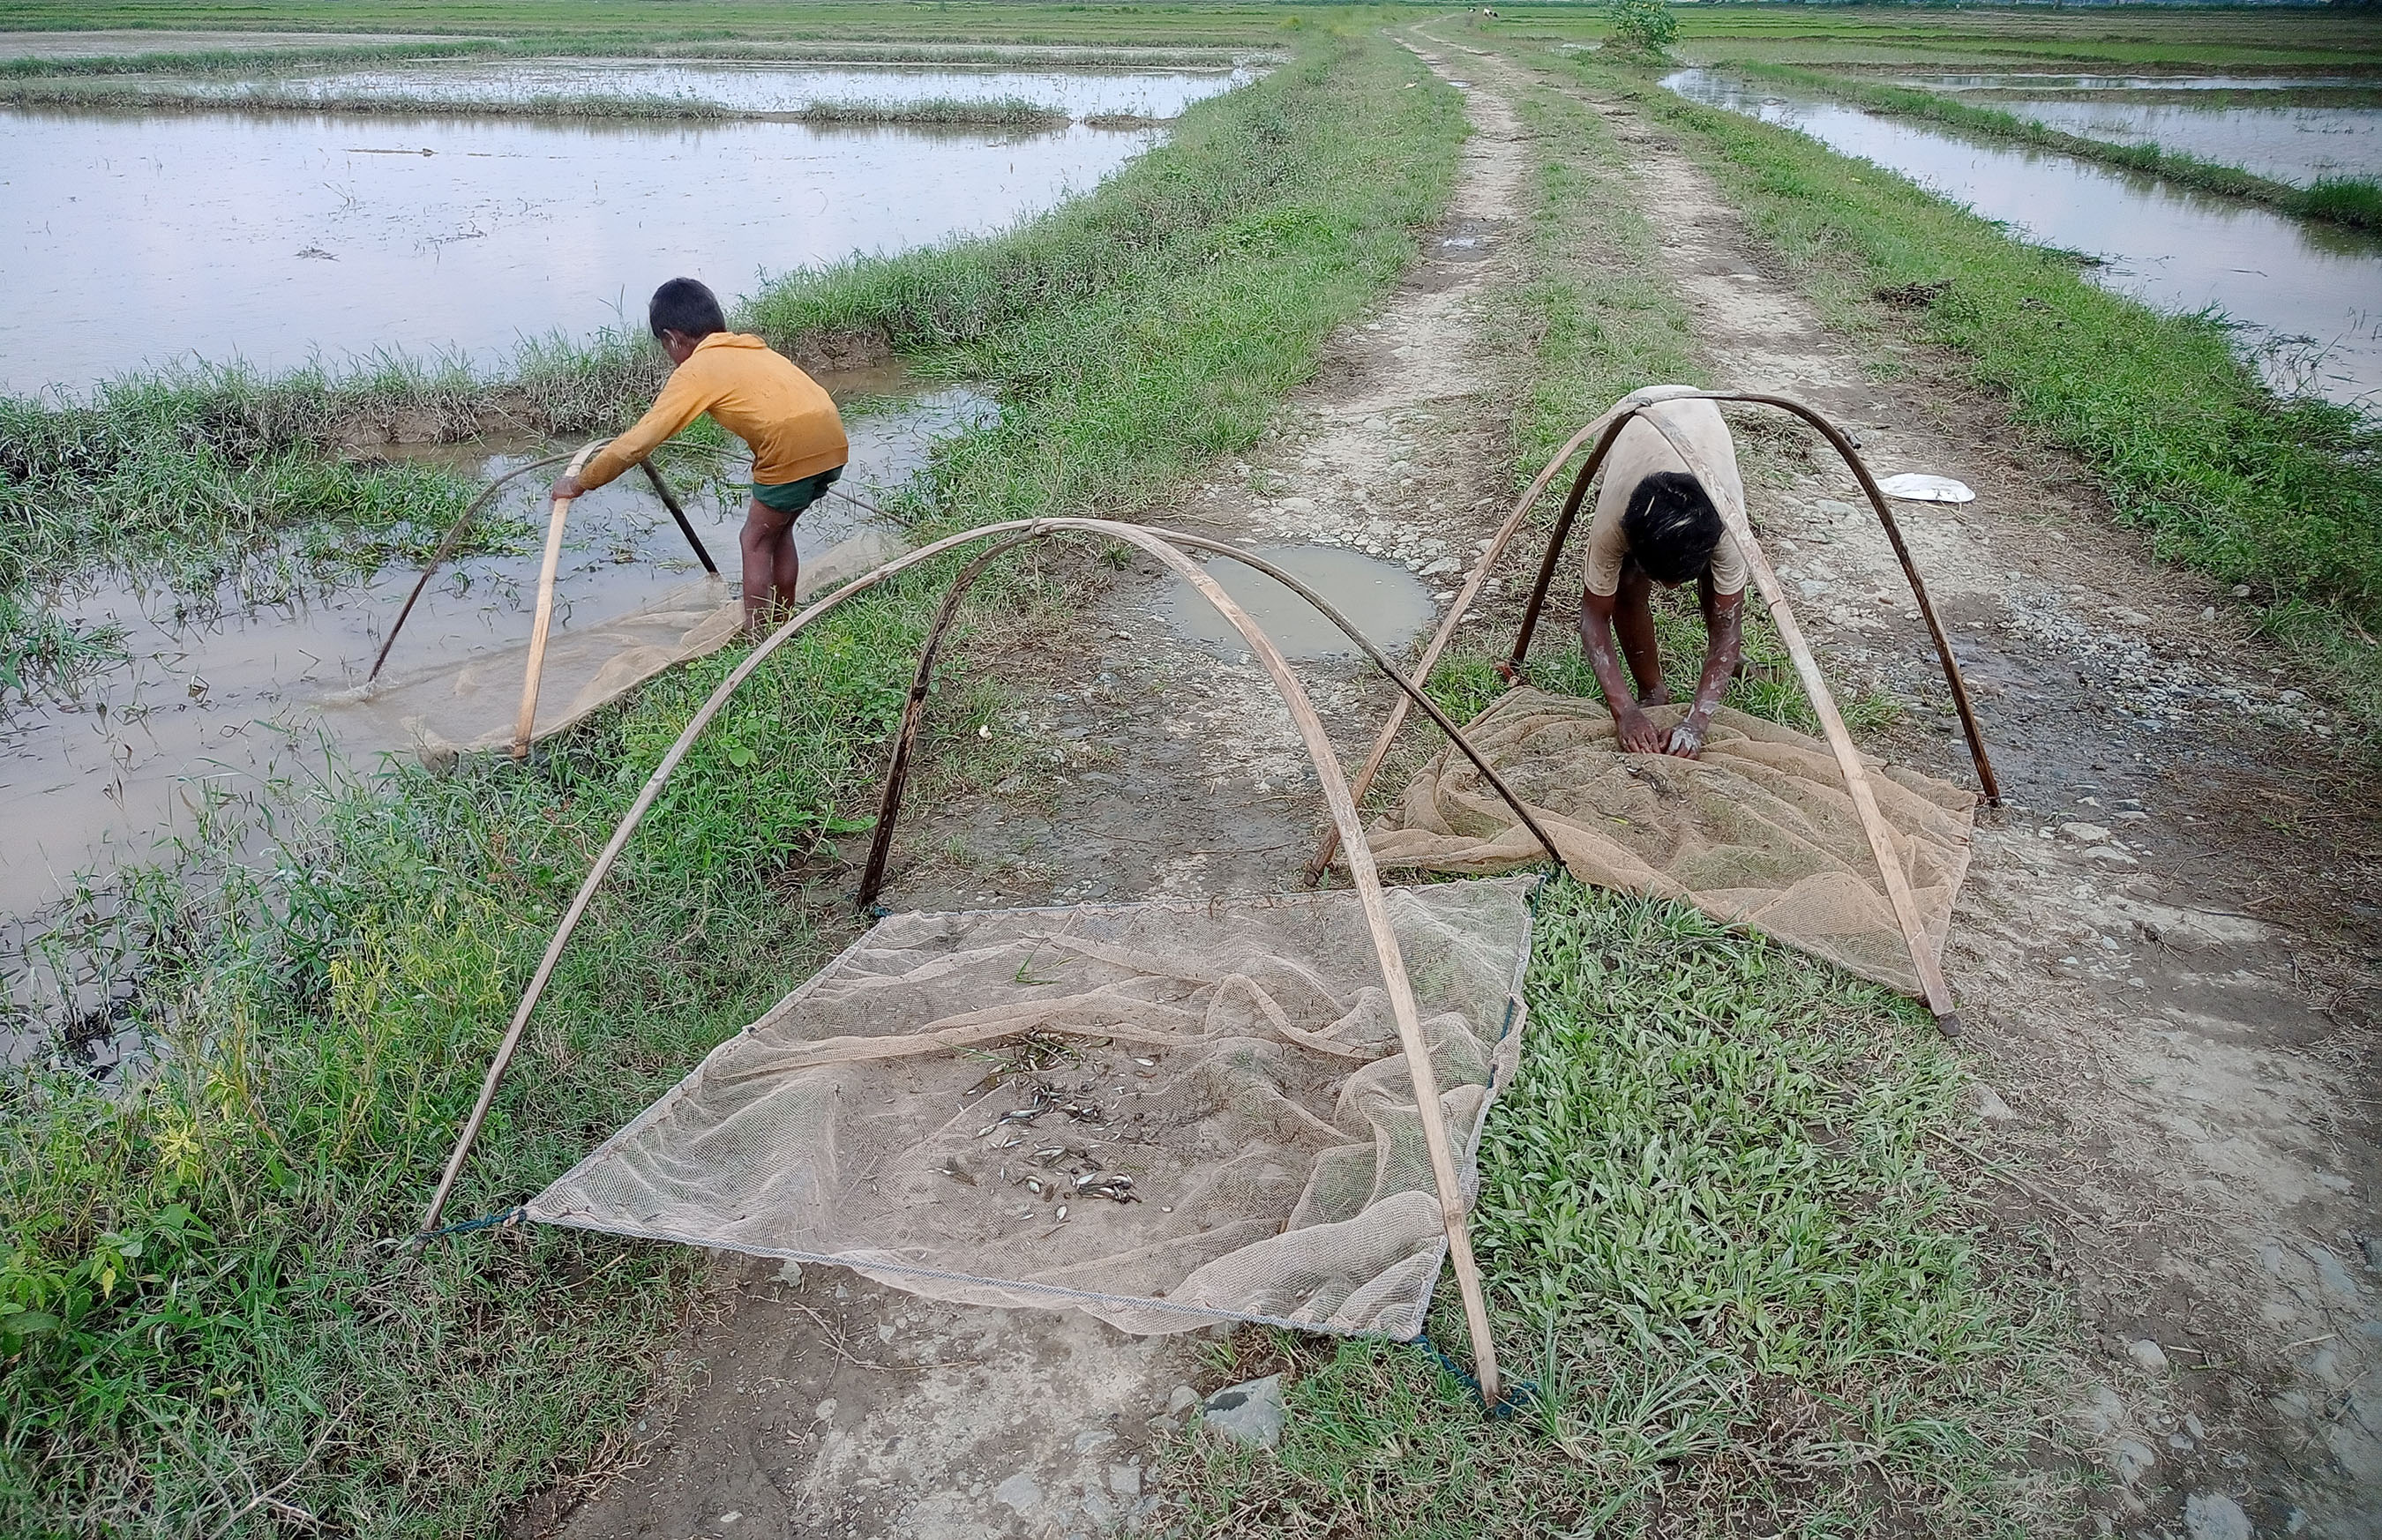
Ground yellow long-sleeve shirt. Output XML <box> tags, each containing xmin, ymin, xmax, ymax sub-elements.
<box><xmin>578</xmin><ymin>333</ymin><xmax>849</xmax><ymax>491</ymax></box>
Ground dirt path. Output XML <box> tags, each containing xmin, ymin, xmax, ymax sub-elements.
<box><xmin>541</xmin><ymin>52</ymin><xmax>1532</xmax><ymax>1540</ymax></box>
<box><xmin>1440</xmin><ymin>31</ymin><xmax>2382</xmax><ymax>1536</ymax></box>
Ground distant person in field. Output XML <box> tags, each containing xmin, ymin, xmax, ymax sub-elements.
<box><xmin>1577</xmin><ymin>389</ymin><xmax>1745</xmax><ymax>759</ymax></box>
<box><xmin>551</xmin><ymin>277</ymin><xmax>849</xmax><ymax>632</ymax></box>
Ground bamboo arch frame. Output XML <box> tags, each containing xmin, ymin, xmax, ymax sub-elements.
<box><xmin>1304</xmin><ymin>389</ymin><xmax>1997</xmax><ymax>1032</ymax></box>
<box><xmin>416</xmin><ymin>516</ymin><xmax>1517</xmax><ymax>1408</ymax></box>
<box><xmin>365</xmin><ymin>437</ymin><xmax>722</xmax><ymax>703</ymax></box>
<box><xmin>852</xmin><ymin>529</ymin><xmax>1564</xmax><ymax>911</ymax></box>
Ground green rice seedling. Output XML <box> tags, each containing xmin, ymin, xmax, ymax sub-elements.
<box><xmin>0</xmin><ymin>594</ymin><xmax>128</xmax><ymax>707</ymax></box>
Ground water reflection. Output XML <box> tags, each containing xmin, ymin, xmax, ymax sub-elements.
<box><xmin>1665</xmin><ymin>69</ymin><xmax>2382</xmax><ymax>411</ymax></box>
<box><xmin>1</xmin><ymin>107</ymin><xmax>1160</xmax><ymax>395</ymax></box>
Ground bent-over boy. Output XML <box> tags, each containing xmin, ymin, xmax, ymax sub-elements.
<box><xmin>1578</xmin><ymin>388</ymin><xmax>1746</xmax><ymax>759</ymax></box>
<box><xmin>552</xmin><ymin>277</ymin><xmax>849</xmax><ymax>631</ymax></box>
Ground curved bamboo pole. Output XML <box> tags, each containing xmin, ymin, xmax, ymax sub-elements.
<box><xmin>416</xmin><ymin>517</ymin><xmax>1508</xmax><ymax>1405</ymax></box>
<box><xmin>854</xmin><ymin>535</ymin><xmax>1041</xmax><ymax>910</ymax></box>
<box><xmin>368</xmin><ymin>448</ymin><xmax>578</xmax><ymax>684</ymax></box>
<box><xmin>856</xmin><ymin>533</ymin><xmax>1566</xmax><ymax>910</ymax></box>
<box><xmin>509</xmin><ymin>441</ymin><xmax>601</xmax><ymax>759</ymax></box>
<box><xmin>1627</xmin><ymin>407</ymin><xmax>1960</xmax><ymax>1031</ymax></box>
<box><xmin>371</xmin><ymin>441</ymin><xmax>719</xmax><ymax>685</ymax></box>
<box><xmin>1305</xmin><ymin>389</ymin><xmax>2002</xmax><ymax>886</ymax></box>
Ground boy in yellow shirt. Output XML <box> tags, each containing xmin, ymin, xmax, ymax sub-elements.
<box><xmin>552</xmin><ymin>277</ymin><xmax>850</xmax><ymax>631</ymax></box>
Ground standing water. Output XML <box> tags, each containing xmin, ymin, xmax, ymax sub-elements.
<box><xmin>1886</xmin><ymin>71</ymin><xmax>2382</xmax><ymax>187</ymax></box>
<box><xmin>1664</xmin><ymin>69</ymin><xmax>2382</xmax><ymax>411</ymax></box>
<box><xmin>0</xmin><ymin>107</ymin><xmax>1161</xmax><ymax>396</ymax></box>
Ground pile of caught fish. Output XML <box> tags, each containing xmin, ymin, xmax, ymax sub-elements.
<box><xmin>942</xmin><ymin>1030</ymin><xmax>1158</xmax><ymax>1221</ymax></box>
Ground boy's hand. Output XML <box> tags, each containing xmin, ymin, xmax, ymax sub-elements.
<box><xmin>550</xmin><ymin>473</ymin><xmax>587</xmax><ymax>502</ymax></box>
<box><xmin>1615</xmin><ymin>707</ymin><xmax>1667</xmax><ymax>755</ymax></box>
<box><xmin>1663</xmin><ymin>719</ymin><xmax>1707</xmax><ymax>759</ymax></box>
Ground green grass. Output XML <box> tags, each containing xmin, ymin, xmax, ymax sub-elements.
<box><xmin>1161</xmin><ymin>881</ymin><xmax>2070</xmax><ymax>1535</ymax></box>
<box><xmin>0</xmin><ymin>594</ymin><xmax>127</xmax><ymax>707</ymax></box>
<box><xmin>1732</xmin><ymin>60</ymin><xmax>2382</xmax><ymax>232</ymax></box>
<box><xmin>0</xmin><ymin>24</ymin><xmax>1468</xmax><ymax>1536</ymax></box>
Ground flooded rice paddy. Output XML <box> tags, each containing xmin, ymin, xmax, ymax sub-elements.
<box><xmin>0</xmin><ymin>382</ymin><xmax>991</xmax><ymax>925</ymax></box>
<box><xmin>1888</xmin><ymin>71</ymin><xmax>2382</xmax><ymax>186</ymax></box>
<box><xmin>1666</xmin><ymin>70</ymin><xmax>2382</xmax><ymax>410</ymax></box>
<box><xmin>1161</xmin><ymin>545</ymin><xmax>1437</xmax><ymax>663</ymax></box>
<box><xmin>123</xmin><ymin>57</ymin><xmax>1257</xmax><ymax>119</ymax></box>
<box><xmin>2</xmin><ymin>100</ymin><xmax>1167</xmax><ymax>395</ymax></box>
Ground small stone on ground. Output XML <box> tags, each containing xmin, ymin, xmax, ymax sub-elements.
<box><xmin>1201</xmin><ymin>1374</ymin><xmax>1288</xmax><ymax>1451</ymax></box>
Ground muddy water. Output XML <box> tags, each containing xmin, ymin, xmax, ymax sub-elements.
<box><xmin>1891</xmin><ymin>73</ymin><xmax>2372</xmax><ymax>93</ymax></box>
<box><xmin>0</xmin><ymin>384</ymin><xmax>992</xmax><ymax>926</ymax></box>
<box><xmin>1665</xmin><ymin>69</ymin><xmax>2382</xmax><ymax>410</ymax></box>
<box><xmin>2</xmin><ymin>108</ymin><xmax>1159</xmax><ymax>396</ymax></box>
<box><xmin>1159</xmin><ymin>545</ymin><xmax>1436</xmax><ymax>663</ymax></box>
<box><xmin>145</xmin><ymin>58</ymin><xmax>1255</xmax><ymax>119</ymax></box>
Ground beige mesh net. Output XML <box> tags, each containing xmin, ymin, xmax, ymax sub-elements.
<box><xmin>528</xmin><ymin>878</ymin><xmax>1537</xmax><ymax>1338</ymax></box>
<box><xmin>318</xmin><ymin>529</ymin><xmax>906</xmax><ymax>761</ymax></box>
<box><xmin>1366</xmin><ymin>689</ymin><xmax>1974</xmax><ymax>996</ymax></box>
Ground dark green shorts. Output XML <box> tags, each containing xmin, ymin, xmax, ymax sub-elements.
<box><xmin>751</xmin><ymin>465</ymin><xmax>843</xmax><ymax>516</ymax></box>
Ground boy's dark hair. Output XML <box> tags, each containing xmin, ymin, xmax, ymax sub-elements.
<box><xmin>648</xmin><ymin>277</ymin><xmax>728</xmax><ymax>340</ymax></box>
<box><xmin>1621</xmin><ymin>471</ymin><xmax>1724</xmax><ymax>585</ymax></box>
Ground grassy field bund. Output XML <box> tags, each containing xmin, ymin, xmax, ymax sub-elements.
<box><xmin>1</xmin><ymin>18</ymin><xmax>1475</xmax><ymax>1534</ymax></box>
<box><xmin>18</xmin><ymin>3</ymin><xmax>2379</xmax><ymax>1536</ymax></box>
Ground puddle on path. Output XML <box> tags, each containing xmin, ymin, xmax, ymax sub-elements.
<box><xmin>1666</xmin><ymin>69</ymin><xmax>2382</xmax><ymax>411</ymax></box>
<box><xmin>1157</xmin><ymin>545</ymin><xmax>1436</xmax><ymax>663</ymax></box>
<box><xmin>131</xmin><ymin>57</ymin><xmax>1255</xmax><ymax>119</ymax></box>
<box><xmin>0</xmin><ymin>382</ymin><xmax>992</xmax><ymax>927</ymax></box>
<box><xmin>2</xmin><ymin>108</ymin><xmax>1160</xmax><ymax>396</ymax></box>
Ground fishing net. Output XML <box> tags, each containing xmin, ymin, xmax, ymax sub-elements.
<box><xmin>319</xmin><ymin>529</ymin><xmax>905</xmax><ymax>761</ymax></box>
<box><xmin>528</xmin><ymin>878</ymin><xmax>1537</xmax><ymax>1338</ymax></box>
<box><xmin>1367</xmin><ymin>689</ymin><xmax>1974</xmax><ymax>996</ymax></box>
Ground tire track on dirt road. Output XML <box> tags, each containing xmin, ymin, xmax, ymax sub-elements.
<box><xmin>1449</xmin><ymin>31</ymin><xmax>2382</xmax><ymax>1536</ymax></box>
<box><xmin>541</xmin><ymin>51</ymin><xmax>1532</xmax><ymax>1540</ymax></box>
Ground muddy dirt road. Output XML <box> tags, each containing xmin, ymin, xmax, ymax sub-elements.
<box><xmin>542</xmin><ymin>42</ymin><xmax>1533</xmax><ymax>1540</ymax></box>
<box><xmin>1442</xmin><ymin>31</ymin><xmax>2381</xmax><ymax>1537</ymax></box>
<box><xmin>542</xmin><ymin>34</ymin><xmax>2379</xmax><ymax>1540</ymax></box>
